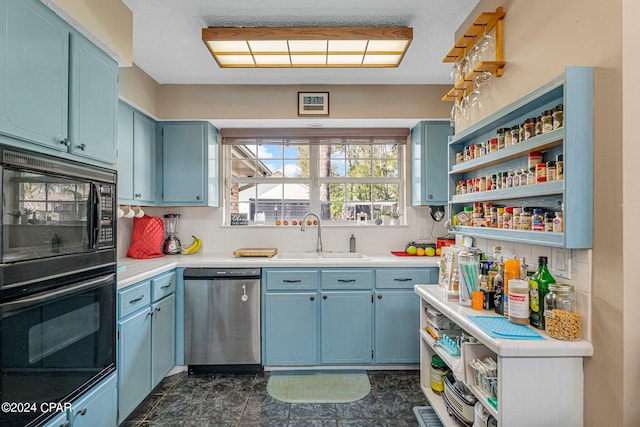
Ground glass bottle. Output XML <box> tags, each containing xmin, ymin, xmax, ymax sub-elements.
<box><xmin>493</xmin><ymin>260</ymin><xmax>505</xmax><ymax>315</ymax></box>
<box><xmin>529</xmin><ymin>256</ymin><xmax>556</xmax><ymax>329</ymax></box>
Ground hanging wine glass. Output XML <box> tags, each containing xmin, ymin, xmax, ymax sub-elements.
<box><xmin>474</xmin><ymin>70</ymin><xmax>494</xmax><ymax>89</ymax></box>
<box><xmin>477</xmin><ymin>23</ymin><xmax>495</xmax><ymax>63</ymax></box>
<box><xmin>467</xmin><ymin>82</ymin><xmax>483</xmax><ymax>124</ymax></box>
<box><xmin>450</xmin><ymin>96</ymin><xmax>462</xmax><ymax>128</ymax></box>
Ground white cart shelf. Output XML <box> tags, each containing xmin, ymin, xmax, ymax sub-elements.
<box><xmin>415</xmin><ymin>284</ymin><xmax>592</xmax><ymax>427</ymax></box>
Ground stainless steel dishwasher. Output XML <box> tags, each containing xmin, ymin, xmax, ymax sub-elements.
<box><xmin>183</xmin><ymin>268</ymin><xmax>261</xmax><ymax>374</ymax></box>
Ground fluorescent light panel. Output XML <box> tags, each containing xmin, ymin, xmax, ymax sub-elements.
<box><xmin>202</xmin><ymin>27</ymin><xmax>413</xmax><ymax>68</ymax></box>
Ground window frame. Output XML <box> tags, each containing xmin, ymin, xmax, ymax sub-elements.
<box><xmin>222</xmin><ymin>132</ymin><xmax>407</xmax><ymax>226</ymax></box>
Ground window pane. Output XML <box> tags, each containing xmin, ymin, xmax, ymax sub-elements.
<box><xmin>346</xmin><ymin>158</ymin><xmax>371</xmax><ymax>177</ymax></box>
<box><xmin>375</xmin><ymin>159</ymin><xmax>399</xmax><ymax>177</ymax></box>
<box><xmin>347</xmin><ymin>183</ymin><xmax>371</xmax><ymax>202</ymax></box>
<box><xmin>373</xmin><ymin>183</ymin><xmax>399</xmax><ymax>202</ymax></box>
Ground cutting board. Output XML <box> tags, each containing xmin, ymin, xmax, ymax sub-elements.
<box><xmin>233</xmin><ymin>247</ymin><xmax>278</xmax><ymax>258</ymax></box>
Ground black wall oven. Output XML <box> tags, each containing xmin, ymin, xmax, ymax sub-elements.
<box><xmin>0</xmin><ymin>146</ymin><xmax>116</xmax><ymax>426</ymax></box>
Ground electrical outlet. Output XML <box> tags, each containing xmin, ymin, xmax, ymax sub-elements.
<box><xmin>552</xmin><ymin>248</ymin><xmax>572</xmax><ymax>279</ymax></box>
<box><xmin>418</xmin><ymin>227</ymin><xmax>429</xmax><ymax>240</ymax></box>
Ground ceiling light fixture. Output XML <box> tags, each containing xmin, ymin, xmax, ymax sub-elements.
<box><xmin>202</xmin><ymin>27</ymin><xmax>413</xmax><ymax>68</ymax></box>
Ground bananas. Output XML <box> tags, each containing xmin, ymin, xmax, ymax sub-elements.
<box><xmin>181</xmin><ymin>235</ymin><xmax>202</xmax><ymax>255</ymax></box>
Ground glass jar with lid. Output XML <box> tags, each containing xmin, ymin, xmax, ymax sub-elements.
<box><xmin>544</xmin><ymin>283</ymin><xmax>581</xmax><ymax>340</ymax></box>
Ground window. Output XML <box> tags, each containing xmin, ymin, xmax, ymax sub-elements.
<box><xmin>223</xmin><ymin>129</ymin><xmax>407</xmax><ymax>225</ymax></box>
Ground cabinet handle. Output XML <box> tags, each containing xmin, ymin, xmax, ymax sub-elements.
<box><xmin>377</xmin><ymin>294</ymin><xmax>383</xmax><ymax>299</ymax></box>
<box><xmin>337</xmin><ymin>279</ymin><xmax>356</xmax><ymax>283</ymax></box>
<box><xmin>78</xmin><ymin>408</ymin><xmax>87</xmax><ymax>416</ymax></box>
<box><xmin>394</xmin><ymin>278</ymin><xmax>412</xmax><ymax>282</ymax></box>
<box><xmin>196</xmin><ymin>195</ymin><xmax>201</xmax><ymax>200</ymax></box>
<box><xmin>76</xmin><ymin>143</ymin><xmax>87</xmax><ymax>151</ymax></box>
<box><xmin>310</xmin><ymin>296</ymin><xmax>315</xmax><ymax>301</ymax></box>
<box><xmin>160</xmin><ymin>284</ymin><xmax>172</xmax><ymax>289</ymax></box>
<box><xmin>323</xmin><ymin>295</ymin><xmax>328</xmax><ymax>300</ymax></box>
<box><xmin>155</xmin><ymin>307</ymin><xmax>161</xmax><ymax>313</ymax></box>
<box><xmin>283</xmin><ymin>279</ymin><xmax>301</xmax><ymax>283</ymax></box>
<box><xmin>428</xmin><ymin>194</ymin><xmax>433</xmax><ymax>200</ymax></box>
<box><xmin>135</xmin><ymin>193</ymin><xmax>142</xmax><ymax>198</ymax></box>
<box><xmin>129</xmin><ymin>295</ymin><xmax>145</xmax><ymax>304</ymax></box>
<box><xmin>59</xmin><ymin>138</ymin><xmax>70</xmax><ymax>147</ymax></box>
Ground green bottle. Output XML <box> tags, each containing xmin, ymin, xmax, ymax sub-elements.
<box><xmin>529</xmin><ymin>256</ymin><xmax>555</xmax><ymax>329</ymax></box>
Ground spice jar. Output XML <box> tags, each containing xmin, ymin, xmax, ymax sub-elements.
<box><xmin>512</xmin><ymin>207</ymin><xmax>522</xmax><ymax>229</ymax></box>
<box><xmin>546</xmin><ymin>160</ymin><xmax>557</xmax><ymax>181</ymax></box>
<box><xmin>541</xmin><ymin>110</ymin><xmax>554</xmax><ymax>133</ymax></box>
<box><xmin>489</xmin><ymin>138</ymin><xmax>498</xmax><ymax>153</ymax></box>
<box><xmin>528</xmin><ymin>151</ymin><xmax>543</xmax><ymax>170</ymax></box>
<box><xmin>536</xmin><ymin>163</ymin><xmax>547</xmax><ymax>183</ymax></box>
<box><xmin>504</xmin><ymin>128</ymin><xmax>513</xmax><ymax>147</ymax></box>
<box><xmin>503</xmin><ymin>207</ymin><xmax>513</xmax><ymax>229</ymax></box>
<box><xmin>511</xmin><ymin>125</ymin><xmax>520</xmax><ymax>144</ymax></box>
<box><xmin>544</xmin><ymin>283</ymin><xmax>581</xmax><ymax>340</ymax></box>
<box><xmin>497</xmin><ymin>128</ymin><xmax>508</xmax><ymax>149</ymax></box>
<box><xmin>553</xmin><ymin>212</ymin><xmax>564</xmax><ymax>233</ymax></box>
<box><xmin>519</xmin><ymin>123</ymin><xmax>526</xmax><ymax>142</ymax></box>
<box><xmin>524</xmin><ymin>118</ymin><xmax>536</xmax><ymax>140</ymax></box>
<box><xmin>556</xmin><ymin>154</ymin><xmax>564</xmax><ymax>180</ymax></box>
<box><xmin>430</xmin><ymin>354</ymin><xmax>449</xmax><ymax>393</ymax></box>
<box><xmin>519</xmin><ymin>210</ymin><xmax>531</xmax><ymax>230</ymax></box>
<box><xmin>553</xmin><ymin>104</ymin><xmax>564</xmax><ymax>129</ymax></box>
<box><xmin>531</xmin><ymin>209</ymin><xmax>545</xmax><ymax>231</ymax></box>
<box><xmin>535</xmin><ymin>116</ymin><xmax>543</xmax><ymax>136</ymax></box>
<box><xmin>544</xmin><ymin>211</ymin><xmax>555</xmax><ymax>232</ymax></box>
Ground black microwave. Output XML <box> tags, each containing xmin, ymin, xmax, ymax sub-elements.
<box><xmin>0</xmin><ymin>146</ymin><xmax>116</xmax><ymax>298</ymax></box>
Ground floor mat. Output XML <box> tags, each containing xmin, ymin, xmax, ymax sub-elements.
<box><xmin>267</xmin><ymin>371</ymin><xmax>371</xmax><ymax>403</ymax></box>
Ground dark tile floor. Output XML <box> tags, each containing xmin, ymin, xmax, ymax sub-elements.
<box><xmin>122</xmin><ymin>370</ymin><xmax>426</xmax><ymax>427</ymax></box>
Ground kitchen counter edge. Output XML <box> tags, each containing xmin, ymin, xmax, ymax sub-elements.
<box><xmin>117</xmin><ymin>253</ymin><xmax>439</xmax><ymax>290</ymax></box>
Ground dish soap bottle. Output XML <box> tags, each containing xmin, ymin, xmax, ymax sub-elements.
<box><xmin>529</xmin><ymin>256</ymin><xmax>555</xmax><ymax>329</ymax></box>
<box><xmin>349</xmin><ymin>234</ymin><xmax>356</xmax><ymax>253</ymax></box>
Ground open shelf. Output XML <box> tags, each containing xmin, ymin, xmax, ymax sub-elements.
<box><xmin>442</xmin><ymin>61</ymin><xmax>507</xmax><ymax>102</ymax></box>
<box><xmin>451</xmin><ymin>180</ymin><xmax>564</xmax><ymax>203</ymax></box>
<box><xmin>443</xmin><ymin>7</ymin><xmax>506</xmax><ymax>63</ymax></box>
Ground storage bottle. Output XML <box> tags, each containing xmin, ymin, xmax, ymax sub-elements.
<box><xmin>544</xmin><ymin>284</ymin><xmax>581</xmax><ymax>340</ymax></box>
<box><xmin>508</xmin><ymin>278</ymin><xmax>530</xmax><ymax>325</ymax></box>
<box><xmin>493</xmin><ymin>261</ymin><xmax>505</xmax><ymax>315</ymax></box>
<box><xmin>502</xmin><ymin>258</ymin><xmax>521</xmax><ymax>317</ymax></box>
<box><xmin>529</xmin><ymin>256</ymin><xmax>556</xmax><ymax>329</ymax></box>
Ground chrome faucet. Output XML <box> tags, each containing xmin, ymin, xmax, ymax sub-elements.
<box><xmin>300</xmin><ymin>212</ymin><xmax>323</xmax><ymax>252</ymax></box>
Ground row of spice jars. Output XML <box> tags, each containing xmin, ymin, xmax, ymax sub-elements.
<box><xmin>456</xmin><ymin>202</ymin><xmax>564</xmax><ymax>232</ymax></box>
<box><xmin>455</xmin><ymin>158</ymin><xmax>563</xmax><ymax>196</ymax></box>
<box><xmin>454</xmin><ymin>104</ymin><xmax>564</xmax><ymax>165</ymax></box>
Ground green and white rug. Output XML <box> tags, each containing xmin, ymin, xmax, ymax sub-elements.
<box><xmin>267</xmin><ymin>371</ymin><xmax>371</xmax><ymax>403</ymax></box>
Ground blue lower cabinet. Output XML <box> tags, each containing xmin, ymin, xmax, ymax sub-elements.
<box><xmin>374</xmin><ymin>291</ymin><xmax>420</xmax><ymax>364</ymax></box>
<box><xmin>152</xmin><ymin>294</ymin><xmax>176</xmax><ymax>387</ymax></box>
<box><xmin>264</xmin><ymin>292</ymin><xmax>318</xmax><ymax>365</ymax></box>
<box><xmin>320</xmin><ymin>291</ymin><xmax>372</xmax><ymax>364</ymax></box>
<box><xmin>44</xmin><ymin>373</ymin><xmax>117</xmax><ymax>427</ymax></box>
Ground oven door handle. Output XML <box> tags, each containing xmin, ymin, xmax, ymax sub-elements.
<box><xmin>2</xmin><ymin>273</ymin><xmax>115</xmax><ymax>315</ymax></box>
<box><xmin>90</xmin><ymin>183</ymin><xmax>100</xmax><ymax>251</ymax></box>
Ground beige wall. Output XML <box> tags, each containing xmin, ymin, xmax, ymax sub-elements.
<box><xmin>119</xmin><ymin>64</ymin><xmax>161</xmax><ymax>118</ymax></box>
<box><xmin>157</xmin><ymin>84</ymin><xmax>451</xmax><ymax>120</ymax></box>
<box><xmin>47</xmin><ymin>0</ymin><xmax>132</xmax><ymax>65</ymax></box>
<box><xmin>462</xmin><ymin>0</ymin><xmax>624</xmax><ymax>425</ymax></box>
<box><xmin>622</xmin><ymin>0</ymin><xmax>640</xmax><ymax>425</ymax></box>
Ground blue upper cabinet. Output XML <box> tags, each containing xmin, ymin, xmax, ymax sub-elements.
<box><xmin>117</xmin><ymin>102</ymin><xmax>157</xmax><ymax>204</ymax></box>
<box><xmin>0</xmin><ymin>0</ymin><xmax>117</xmax><ymax>166</ymax></box>
<box><xmin>0</xmin><ymin>0</ymin><xmax>69</xmax><ymax>151</ymax></box>
<box><xmin>447</xmin><ymin>66</ymin><xmax>593</xmax><ymax>248</ymax></box>
<box><xmin>69</xmin><ymin>32</ymin><xmax>118</xmax><ymax>164</ymax></box>
<box><xmin>411</xmin><ymin>121</ymin><xmax>451</xmax><ymax>206</ymax></box>
<box><xmin>160</xmin><ymin>122</ymin><xmax>219</xmax><ymax>206</ymax></box>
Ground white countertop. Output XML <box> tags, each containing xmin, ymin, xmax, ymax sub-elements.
<box><xmin>414</xmin><ymin>284</ymin><xmax>594</xmax><ymax>358</ymax></box>
<box><xmin>117</xmin><ymin>252</ymin><xmax>440</xmax><ymax>290</ymax></box>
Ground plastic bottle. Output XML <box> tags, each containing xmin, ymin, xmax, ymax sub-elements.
<box><xmin>502</xmin><ymin>258</ymin><xmax>521</xmax><ymax>317</ymax></box>
<box><xmin>508</xmin><ymin>278</ymin><xmax>530</xmax><ymax>325</ymax></box>
<box><xmin>529</xmin><ymin>256</ymin><xmax>556</xmax><ymax>329</ymax></box>
<box><xmin>349</xmin><ymin>234</ymin><xmax>356</xmax><ymax>253</ymax></box>
<box><xmin>493</xmin><ymin>261</ymin><xmax>505</xmax><ymax>315</ymax></box>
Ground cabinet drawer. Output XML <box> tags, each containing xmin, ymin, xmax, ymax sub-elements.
<box><xmin>118</xmin><ymin>281</ymin><xmax>151</xmax><ymax>318</ymax></box>
<box><xmin>321</xmin><ymin>270</ymin><xmax>373</xmax><ymax>290</ymax></box>
<box><xmin>266</xmin><ymin>270</ymin><xmax>318</xmax><ymax>290</ymax></box>
<box><xmin>151</xmin><ymin>271</ymin><xmax>176</xmax><ymax>302</ymax></box>
<box><xmin>375</xmin><ymin>268</ymin><xmax>436</xmax><ymax>289</ymax></box>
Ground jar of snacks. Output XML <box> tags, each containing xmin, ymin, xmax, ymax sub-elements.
<box><xmin>544</xmin><ymin>283</ymin><xmax>581</xmax><ymax>340</ymax></box>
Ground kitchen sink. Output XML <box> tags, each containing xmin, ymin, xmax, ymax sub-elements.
<box><xmin>272</xmin><ymin>252</ymin><xmax>370</xmax><ymax>260</ymax></box>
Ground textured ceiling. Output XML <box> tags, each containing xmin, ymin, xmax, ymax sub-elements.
<box><xmin>122</xmin><ymin>0</ymin><xmax>479</xmax><ymax>85</ymax></box>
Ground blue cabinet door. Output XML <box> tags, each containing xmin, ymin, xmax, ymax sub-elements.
<box><xmin>161</xmin><ymin>122</ymin><xmax>206</xmax><ymax>205</ymax></box>
<box><xmin>118</xmin><ymin>308</ymin><xmax>152</xmax><ymax>423</ymax></box>
<box><xmin>411</xmin><ymin>121</ymin><xmax>450</xmax><ymax>206</ymax></box>
<box><xmin>69</xmin><ymin>32</ymin><xmax>118</xmax><ymax>165</ymax></box>
<box><xmin>161</xmin><ymin>122</ymin><xmax>219</xmax><ymax>206</ymax></box>
<box><xmin>68</xmin><ymin>374</ymin><xmax>117</xmax><ymax>427</ymax></box>
<box><xmin>132</xmin><ymin>111</ymin><xmax>156</xmax><ymax>204</ymax></box>
<box><xmin>320</xmin><ymin>291</ymin><xmax>372</xmax><ymax>364</ymax></box>
<box><xmin>151</xmin><ymin>294</ymin><xmax>176</xmax><ymax>388</ymax></box>
<box><xmin>265</xmin><ymin>292</ymin><xmax>318</xmax><ymax>365</ymax></box>
<box><xmin>0</xmin><ymin>0</ymin><xmax>69</xmax><ymax>150</ymax></box>
<box><xmin>374</xmin><ymin>291</ymin><xmax>420</xmax><ymax>363</ymax></box>
<box><xmin>117</xmin><ymin>102</ymin><xmax>135</xmax><ymax>201</ymax></box>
